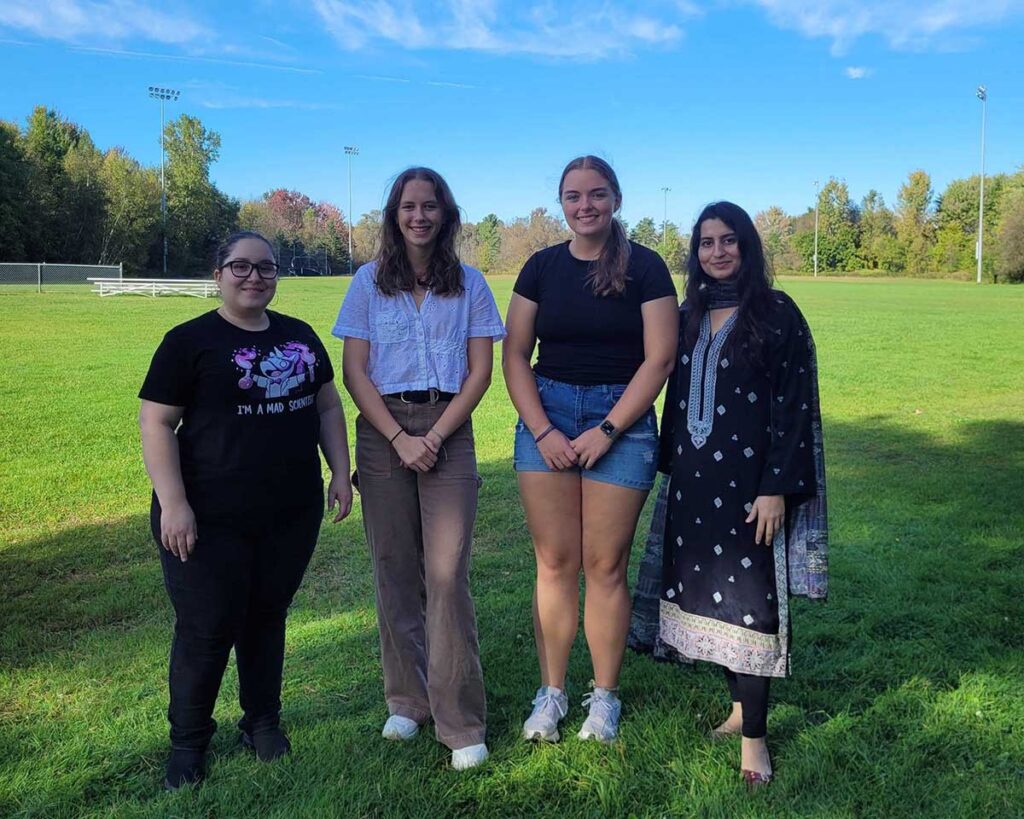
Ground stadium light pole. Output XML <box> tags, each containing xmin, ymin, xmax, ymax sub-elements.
<box><xmin>148</xmin><ymin>86</ymin><xmax>180</xmax><ymax>276</ymax></box>
<box><xmin>813</xmin><ymin>179</ymin><xmax>820</xmax><ymax>278</ymax></box>
<box><xmin>976</xmin><ymin>85</ymin><xmax>987</xmax><ymax>285</ymax></box>
<box><xmin>345</xmin><ymin>146</ymin><xmax>359</xmax><ymax>275</ymax></box>
<box><xmin>661</xmin><ymin>187</ymin><xmax>671</xmax><ymax>244</ymax></box>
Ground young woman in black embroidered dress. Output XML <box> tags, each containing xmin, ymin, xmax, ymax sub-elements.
<box><xmin>648</xmin><ymin>202</ymin><xmax>827</xmax><ymax>788</ymax></box>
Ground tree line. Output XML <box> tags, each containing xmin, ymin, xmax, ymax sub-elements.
<box><xmin>0</xmin><ymin>106</ymin><xmax>354</xmax><ymax>277</ymax></box>
<box><xmin>456</xmin><ymin>166</ymin><xmax>1024</xmax><ymax>284</ymax></box>
<box><xmin>1</xmin><ymin>106</ymin><xmax>1021</xmax><ymax>282</ymax></box>
<box><xmin>752</xmin><ymin>171</ymin><xmax>1024</xmax><ymax>282</ymax></box>
<box><xmin>1</xmin><ymin>107</ymin><xmax>234</xmax><ymax>276</ymax></box>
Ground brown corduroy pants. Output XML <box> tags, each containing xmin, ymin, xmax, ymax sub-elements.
<box><xmin>355</xmin><ymin>397</ymin><xmax>486</xmax><ymax>750</ymax></box>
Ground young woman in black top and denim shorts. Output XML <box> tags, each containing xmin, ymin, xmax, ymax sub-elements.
<box><xmin>503</xmin><ymin>156</ymin><xmax>678</xmax><ymax>743</ymax></box>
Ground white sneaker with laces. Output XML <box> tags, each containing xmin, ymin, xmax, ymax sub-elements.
<box><xmin>451</xmin><ymin>743</ymin><xmax>489</xmax><ymax>770</ymax></box>
<box><xmin>381</xmin><ymin>714</ymin><xmax>419</xmax><ymax>741</ymax></box>
<box><xmin>577</xmin><ymin>688</ymin><xmax>621</xmax><ymax>743</ymax></box>
<box><xmin>522</xmin><ymin>685</ymin><xmax>569</xmax><ymax>742</ymax></box>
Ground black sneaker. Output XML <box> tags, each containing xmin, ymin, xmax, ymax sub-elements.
<box><xmin>241</xmin><ymin>727</ymin><xmax>291</xmax><ymax>762</ymax></box>
<box><xmin>164</xmin><ymin>749</ymin><xmax>206</xmax><ymax>790</ymax></box>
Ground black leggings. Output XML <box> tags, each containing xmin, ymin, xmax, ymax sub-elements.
<box><xmin>723</xmin><ymin>668</ymin><xmax>771</xmax><ymax>738</ymax></box>
<box><xmin>152</xmin><ymin>498</ymin><xmax>321</xmax><ymax>751</ymax></box>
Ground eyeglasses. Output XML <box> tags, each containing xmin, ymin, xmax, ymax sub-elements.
<box><xmin>222</xmin><ymin>260</ymin><xmax>280</xmax><ymax>279</ymax></box>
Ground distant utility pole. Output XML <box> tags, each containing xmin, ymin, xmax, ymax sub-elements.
<box><xmin>345</xmin><ymin>146</ymin><xmax>359</xmax><ymax>275</ymax></box>
<box><xmin>148</xmin><ymin>86</ymin><xmax>180</xmax><ymax>276</ymax></box>
<box><xmin>661</xmin><ymin>187</ymin><xmax>670</xmax><ymax>243</ymax></box>
<box><xmin>813</xmin><ymin>179</ymin><xmax>820</xmax><ymax>278</ymax></box>
<box><xmin>976</xmin><ymin>85</ymin><xmax>987</xmax><ymax>285</ymax></box>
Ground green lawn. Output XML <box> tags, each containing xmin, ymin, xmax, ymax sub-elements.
<box><xmin>1</xmin><ymin>278</ymin><xmax>1022</xmax><ymax>818</ymax></box>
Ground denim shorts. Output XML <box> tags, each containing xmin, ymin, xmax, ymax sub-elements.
<box><xmin>513</xmin><ymin>374</ymin><xmax>659</xmax><ymax>491</ymax></box>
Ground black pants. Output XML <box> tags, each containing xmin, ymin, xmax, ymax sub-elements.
<box><xmin>723</xmin><ymin>668</ymin><xmax>771</xmax><ymax>738</ymax></box>
<box><xmin>152</xmin><ymin>498</ymin><xmax>321</xmax><ymax>752</ymax></box>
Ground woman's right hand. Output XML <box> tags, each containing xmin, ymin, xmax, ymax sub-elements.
<box><xmin>393</xmin><ymin>432</ymin><xmax>439</xmax><ymax>472</ymax></box>
<box><xmin>537</xmin><ymin>428</ymin><xmax>578</xmax><ymax>471</ymax></box>
<box><xmin>160</xmin><ymin>500</ymin><xmax>197</xmax><ymax>562</ymax></box>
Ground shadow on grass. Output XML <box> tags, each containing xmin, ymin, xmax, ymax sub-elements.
<box><xmin>3</xmin><ymin>414</ymin><xmax>1022</xmax><ymax>701</ymax></box>
<box><xmin>2</xmin><ymin>417</ymin><xmax>1022</xmax><ymax>816</ymax></box>
<box><xmin>474</xmin><ymin>416</ymin><xmax>1024</xmax><ymax>719</ymax></box>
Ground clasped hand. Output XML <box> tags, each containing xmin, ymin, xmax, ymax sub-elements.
<box><xmin>536</xmin><ymin>424</ymin><xmax>613</xmax><ymax>471</ymax></box>
<box><xmin>392</xmin><ymin>430</ymin><xmax>440</xmax><ymax>472</ymax></box>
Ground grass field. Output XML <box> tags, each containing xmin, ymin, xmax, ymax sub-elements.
<box><xmin>1</xmin><ymin>277</ymin><xmax>1023</xmax><ymax>818</ymax></box>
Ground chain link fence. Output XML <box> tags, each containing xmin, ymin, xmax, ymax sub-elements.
<box><xmin>0</xmin><ymin>262</ymin><xmax>122</xmax><ymax>292</ymax></box>
<box><xmin>274</xmin><ymin>244</ymin><xmax>336</xmax><ymax>276</ymax></box>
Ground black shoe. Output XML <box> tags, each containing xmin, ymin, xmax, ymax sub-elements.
<box><xmin>164</xmin><ymin>749</ymin><xmax>206</xmax><ymax>790</ymax></box>
<box><xmin>241</xmin><ymin>727</ymin><xmax>291</xmax><ymax>762</ymax></box>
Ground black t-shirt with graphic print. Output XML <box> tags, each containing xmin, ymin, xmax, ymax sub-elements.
<box><xmin>140</xmin><ymin>310</ymin><xmax>333</xmax><ymax>519</ymax></box>
<box><xmin>513</xmin><ymin>240</ymin><xmax>677</xmax><ymax>385</ymax></box>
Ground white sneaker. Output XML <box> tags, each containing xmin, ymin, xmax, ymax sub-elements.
<box><xmin>577</xmin><ymin>688</ymin><xmax>621</xmax><ymax>743</ymax></box>
<box><xmin>522</xmin><ymin>685</ymin><xmax>569</xmax><ymax>742</ymax></box>
<box><xmin>451</xmin><ymin>743</ymin><xmax>489</xmax><ymax>770</ymax></box>
<box><xmin>381</xmin><ymin>714</ymin><xmax>419</xmax><ymax>741</ymax></box>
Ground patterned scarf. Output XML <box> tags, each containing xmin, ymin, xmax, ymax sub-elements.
<box><xmin>700</xmin><ymin>275</ymin><xmax>740</xmax><ymax>309</ymax></box>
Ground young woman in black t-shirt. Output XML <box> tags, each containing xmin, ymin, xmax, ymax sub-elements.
<box><xmin>139</xmin><ymin>231</ymin><xmax>352</xmax><ymax>789</ymax></box>
<box><xmin>503</xmin><ymin>156</ymin><xmax>679</xmax><ymax>743</ymax></box>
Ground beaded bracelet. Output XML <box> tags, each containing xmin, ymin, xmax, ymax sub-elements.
<box><xmin>534</xmin><ymin>424</ymin><xmax>556</xmax><ymax>444</ymax></box>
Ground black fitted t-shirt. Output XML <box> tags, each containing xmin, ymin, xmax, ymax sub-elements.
<box><xmin>513</xmin><ymin>241</ymin><xmax>677</xmax><ymax>385</ymax></box>
<box><xmin>139</xmin><ymin>310</ymin><xmax>333</xmax><ymax>519</ymax></box>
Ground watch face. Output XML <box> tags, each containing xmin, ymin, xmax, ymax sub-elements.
<box><xmin>601</xmin><ymin>420</ymin><xmax>616</xmax><ymax>437</ymax></box>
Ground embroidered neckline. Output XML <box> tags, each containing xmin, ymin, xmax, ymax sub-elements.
<box><xmin>686</xmin><ymin>311</ymin><xmax>738</xmax><ymax>449</ymax></box>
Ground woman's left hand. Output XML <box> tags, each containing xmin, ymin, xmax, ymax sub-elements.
<box><xmin>570</xmin><ymin>426</ymin><xmax>615</xmax><ymax>470</ymax></box>
<box><xmin>746</xmin><ymin>495</ymin><xmax>785</xmax><ymax>545</ymax></box>
<box><xmin>327</xmin><ymin>472</ymin><xmax>353</xmax><ymax>523</ymax></box>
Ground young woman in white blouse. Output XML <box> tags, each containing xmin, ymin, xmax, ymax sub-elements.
<box><xmin>333</xmin><ymin>167</ymin><xmax>505</xmax><ymax>770</ymax></box>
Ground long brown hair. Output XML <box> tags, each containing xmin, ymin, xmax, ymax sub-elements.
<box><xmin>375</xmin><ymin>167</ymin><xmax>464</xmax><ymax>297</ymax></box>
<box><xmin>558</xmin><ymin>155</ymin><xmax>631</xmax><ymax>296</ymax></box>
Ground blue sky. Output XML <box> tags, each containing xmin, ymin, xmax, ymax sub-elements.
<box><xmin>2</xmin><ymin>1</ymin><xmax>1023</xmax><ymax>228</ymax></box>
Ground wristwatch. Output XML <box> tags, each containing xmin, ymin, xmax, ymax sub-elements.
<box><xmin>600</xmin><ymin>419</ymin><xmax>618</xmax><ymax>439</ymax></box>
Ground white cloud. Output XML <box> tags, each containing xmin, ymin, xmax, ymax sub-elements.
<box><xmin>311</xmin><ymin>0</ymin><xmax>687</xmax><ymax>59</ymax></box>
<box><xmin>0</xmin><ymin>0</ymin><xmax>209</xmax><ymax>45</ymax></box>
<box><xmin>426</xmin><ymin>80</ymin><xmax>477</xmax><ymax>89</ymax></box>
<box><xmin>844</xmin><ymin>65</ymin><xmax>870</xmax><ymax>79</ymax></box>
<box><xmin>68</xmin><ymin>45</ymin><xmax>322</xmax><ymax>74</ymax></box>
<box><xmin>310</xmin><ymin>0</ymin><xmax>1023</xmax><ymax>59</ymax></box>
<box><xmin>200</xmin><ymin>96</ymin><xmax>343</xmax><ymax>111</ymax></box>
<box><xmin>748</xmin><ymin>1</ymin><xmax>1024</xmax><ymax>54</ymax></box>
<box><xmin>181</xmin><ymin>81</ymin><xmax>339</xmax><ymax>110</ymax></box>
<box><xmin>673</xmin><ymin>1</ymin><xmax>705</xmax><ymax>15</ymax></box>
<box><xmin>351</xmin><ymin>73</ymin><xmax>478</xmax><ymax>89</ymax></box>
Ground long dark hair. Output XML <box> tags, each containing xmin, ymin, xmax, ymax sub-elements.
<box><xmin>375</xmin><ymin>167</ymin><xmax>463</xmax><ymax>297</ymax></box>
<box><xmin>684</xmin><ymin>202</ymin><xmax>774</xmax><ymax>361</ymax></box>
<box><xmin>558</xmin><ymin>155</ymin><xmax>631</xmax><ymax>297</ymax></box>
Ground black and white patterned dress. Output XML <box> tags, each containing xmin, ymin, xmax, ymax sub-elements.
<box><xmin>657</xmin><ymin>293</ymin><xmax>818</xmax><ymax>677</ymax></box>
